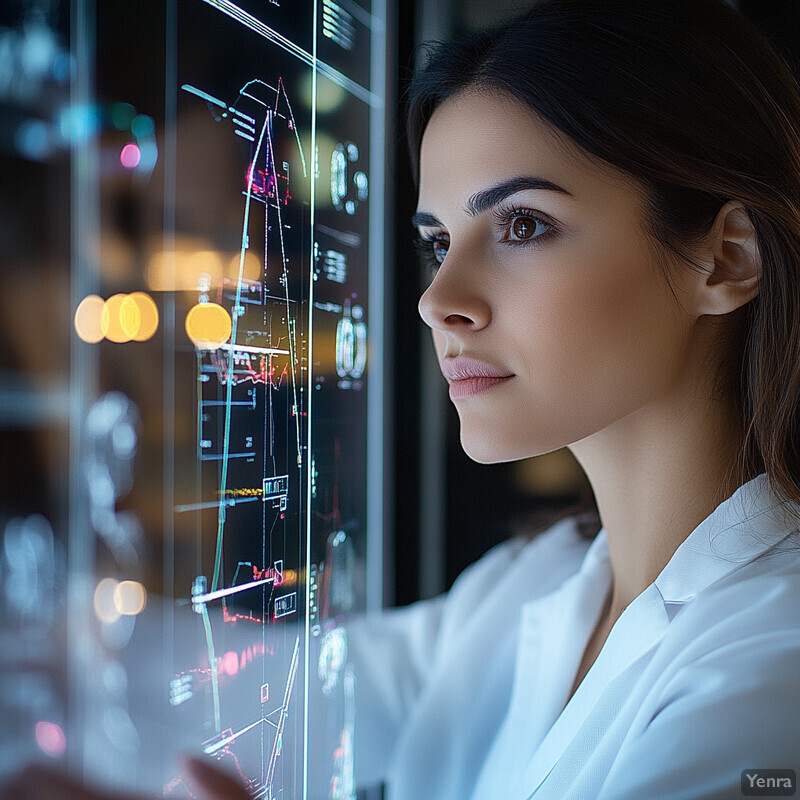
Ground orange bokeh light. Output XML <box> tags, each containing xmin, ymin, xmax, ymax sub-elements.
<box><xmin>128</xmin><ymin>292</ymin><xmax>159</xmax><ymax>341</ymax></box>
<box><xmin>102</xmin><ymin>294</ymin><xmax>141</xmax><ymax>343</ymax></box>
<box><xmin>185</xmin><ymin>302</ymin><xmax>232</xmax><ymax>350</ymax></box>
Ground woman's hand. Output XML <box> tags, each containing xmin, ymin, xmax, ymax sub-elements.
<box><xmin>0</xmin><ymin>757</ymin><xmax>253</xmax><ymax>800</ymax></box>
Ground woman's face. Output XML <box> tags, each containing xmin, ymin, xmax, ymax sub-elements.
<box><xmin>416</xmin><ymin>89</ymin><xmax>697</xmax><ymax>463</ymax></box>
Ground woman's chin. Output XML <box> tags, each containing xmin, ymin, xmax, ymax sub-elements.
<box><xmin>459</xmin><ymin>430</ymin><xmax>525</xmax><ymax>465</ymax></box>
<box><xmin>458</xmin><ymin>422</ymin><xmax>567</xmax><ymax>464</ymax></box>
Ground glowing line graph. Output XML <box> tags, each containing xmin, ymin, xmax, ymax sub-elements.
<box><xmin>210</xmin><ymin>105</ymin><xmax>270</xmax><ymax>594</ymax></box>
<box><xmin>219</xmin><ymin>343</ymin><xmax>290</xmax><ymax>355</ymax></box>
<box><xmin>198</xmin><ymin>634</ymin><xmax>300</xmax><ymax>797</ymax></box>
<box><xmin>192</xmin><ymin>575</ymin><xmax>275</xmax><ymax>605</ymax></box>
<box><xmin>174</xmin><ymin>496</ymin><xmax>261</xmax><ymax>514</ymax></box>
<box><xmin>211</xmin><ymin>350</ymin><xmax>289</xmax><ymax>388</ymax></box>
<box><xmin>239</xmin><ymin>78</ymin><xmax>307</xmax><ymax>180</ymax></box>
<box><xmin>181</xmin><ymin>81</ymin><xmax>310</xmax><ymax>770</ymax></box>
<box><xmin>203</xmin><ymin>719</ymin><xmax>265</xmax><ymax>755</ymax></box>
<box><xmin>200</xmin><ymin>76</ymin><xmax>308</xmax><ymax>594</ymax></box>
<box><xmin>265</xmin><ymin>106</ymin><xmax>302</xmax><ymax>466</ymax></box>
<box><xmin>181</xmin><ymin>22</ymin><xmax>322</xmax><ymax>790</ymax></box>
<box><xmin>182</xmin><ymin>84</ymin><xmax>227</xmax><ymax>108</ymax></box>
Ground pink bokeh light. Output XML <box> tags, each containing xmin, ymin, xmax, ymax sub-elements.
<box><xmin>35</xmin><ymin>721</ymin><xmax>67</xmax><ymax>758</ymax></box>
<box><xmin>120</xmin><ymin>142</ymin><xmax>141</xmax><ymax>169</ymax></box>
<box><xmin>221</xmin><ymin>650</ymin><xmax>239</xmax><ymax>676</ymax></box>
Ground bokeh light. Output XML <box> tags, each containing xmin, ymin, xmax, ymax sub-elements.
<box><xmin>185</xmin><ymin>302</ymin><xmax>232</xmax><ymax>350</ymax></box>
<box><xmin>102</xmin><ymin>294</ymin><xmax>141</xmax><ymax>343</ymax></box>
<box><xmin>76</xmin><ymin>293</ymin><xmax>158</xmax><ymax>343</ymax></box>
<box><xmin>137</xmin><ymin>140</ymin><xmax>158</xmax><ymax>172</ymax></box>
<box><xmin>94</xmin><ymin>577</ymin><xmax>121</xmax><ymax>624</ymax></box>
<box><xmin>74</xmin><ymin>294</ymin><xmax>105</xmax><ymax>343</ymax></box>
<box><xmin>110</xmin><ymin>102</ymin><xmax>136</xmax><ymax>131</ymax></box>
<box><xmin>113</xmin><ymin>580</ymin><xmax>147</xmax><ymax>616</ymax></box>
<box><xmin>15</xmin><ymin>119</ymin><xmax>52</xmax><ymax>161</ymax></box>
<box><xmin>299</xmin><ymin>72</ymin><xmax>345</xmax><ymax>113</ymax></box>
<box><xmin>35</xmin><ymin>721</ymin><xmax>66</xmax><ymax>758</ymax></box>
<box><xmin>146</xmin><ymin>238</ymin><xmax>260</xmax><ymax>292</ymax></box>
<box><xmin>120</xmin><ymin>142</ymin><xmax>141</xmax><ymax>169</ymax></box>
<box><xmin>130</xmin><ymin>114</ymin><xmax>155</xmax><ymax>138</ymax></box>
<box><xmin>227</xmin><ymin>251</ymin><xmax>261</xmax><ymax>281</ymax></box>
<box><xmin>221</xmin><ymin>650</ymin><xmax>239</xmax><ymax>677</ymax></box>
<box><xmin>128</xmin><ymin>292</ymin><xmax>159</xmax><ymax>341</ymax></box>
<box><xmin>188</xmin><ymin>250</ymin><xmax>224</xmax><ymax>279</ymax></box>
<box><xmin>58</xmin><ymin>103</ymin><xmax>99</xmax><ymax>144</ymax></box>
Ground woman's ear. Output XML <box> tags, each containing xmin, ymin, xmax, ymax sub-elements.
<box><xmin>689</xmin><ymin>200</ymin><xmax>762</xmax><ymax>317</ymax></box>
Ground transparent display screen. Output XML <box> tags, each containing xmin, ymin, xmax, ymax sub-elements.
<box><xmin>0</xmin><ymin>0</ymin><xmax>385</xmax><ymax>796</ymax></box>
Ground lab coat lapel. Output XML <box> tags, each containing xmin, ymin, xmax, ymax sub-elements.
<box><xmin>516</xmin><ymin>565</ymin><xmax>670</xmax><ymax>798</ymax></box>
<box><xmin>512</xmin><ymin>546</ymin><xmax>611</xmax><ymax>751</ymax></box>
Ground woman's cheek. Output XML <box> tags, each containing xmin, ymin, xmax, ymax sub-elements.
<box><xmin>519</xmin><ymin>274</ymin><xmax>648</xmax><ymax>415</ymax></box>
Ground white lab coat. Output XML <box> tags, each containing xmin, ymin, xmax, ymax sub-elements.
<box><xmin>348</xmin><ymin>472</ymin><xmax>800</xmax><ymax>799</ymax></box>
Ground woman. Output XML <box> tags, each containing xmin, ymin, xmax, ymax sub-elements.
<box><xmin>351</xmin><ymin>0</ymin><xmax>800</xmax><ymax>796</ymax></box>
<box><xmin>4</xmin><ymin>0</ymin><xmax>799</xmax><ymax>797</ymax></box>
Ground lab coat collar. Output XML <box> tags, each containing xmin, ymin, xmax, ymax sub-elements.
<box><xmin>573</xmin><ymin>471</ymin><xmax>800</xmax><ymax>603</ymax></box>
<box><xmin>516</xmin><ymin>471</ymin><xmax>800</xmax><ymax>799</ymax></box>
<box><xmin>653</xmin><ymin>472</ymin><xmax>800</xmax><ymax>602</ymax></box>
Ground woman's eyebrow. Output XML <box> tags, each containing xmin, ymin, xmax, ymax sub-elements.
<box><xmin>411</xmin><ymin>175</ymin><xmax>573</xmax><ymax>228</ymax></box>
<box><xmin>466</xmin><ymin>175</ymin><xmax>573</xmax><ymax>216</ymax></box>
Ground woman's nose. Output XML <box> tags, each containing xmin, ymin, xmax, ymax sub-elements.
<box><xmin>417</xmin><ymin>253</ymin><xmax>491</xmax><ymax>333</ymax></box>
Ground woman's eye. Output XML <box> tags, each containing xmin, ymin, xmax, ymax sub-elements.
<box><xmin>413</xmin><ymin>209</ymin><xmax>554</xmax><ymax>277</ymax></box>
<box><xmin>413</xmin><ymin>233</ymin><xmax>449</xmax><ymax>274</ymax></box>
<box><xmin>508</xmin><ymin>214</ymin><xmax>549</xmax><ymax>241</ymax></box>
<box><xmin>431</xmin><ymin>239</ymin><xmax>448</xmax><ymax>264</ymax></box>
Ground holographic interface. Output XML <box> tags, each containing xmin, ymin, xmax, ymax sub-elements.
<box><xmin>0</xmin><ymin>0</ymin><xmax>384</xmax><ymax>797</ymax></box>
<box><xmin>153</xmin><ymin>0</ymin><xmax>383</xmax><ymax>796</ymax></box>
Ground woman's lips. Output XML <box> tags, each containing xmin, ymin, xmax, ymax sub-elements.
<box><xmin>440</xmin><ymin>356</ymin><xmax>514</xmax><ymax>400</ymax></box>
<box><xmin>447</xmin><ymin>375</ymin><xmax>513</xmax><ymax>400</ymax></box>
